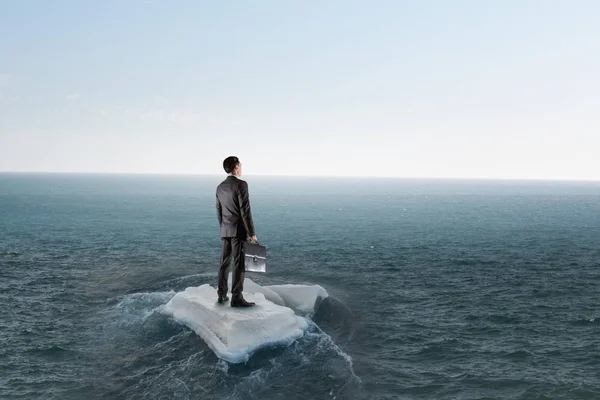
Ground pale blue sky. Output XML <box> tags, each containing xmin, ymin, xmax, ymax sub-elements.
<box><xmin>1</xmin><ymin>0</ymin><xmax>599</xmax><ymax>179</ymax></box>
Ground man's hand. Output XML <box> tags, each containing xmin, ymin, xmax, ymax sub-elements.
<box><xmin>250</xmin><ymin>235</ymin><xmax>258</xmax><ymax>243</ymax></box>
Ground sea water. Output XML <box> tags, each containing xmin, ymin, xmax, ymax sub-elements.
<box><xmin>1</xmin><ymin>173</ymin><xmax>599</xmax><ymax>399</ymax></box>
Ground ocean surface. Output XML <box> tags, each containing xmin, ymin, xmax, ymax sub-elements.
<box><xmin>1</xmin><ymin>173</ymin><xmax>599</xmax><ymax>400</ymax></box>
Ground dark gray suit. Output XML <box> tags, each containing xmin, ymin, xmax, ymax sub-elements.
<box><xmin>216</xmin><ymin>176</ymin><xmax>255</xmax><ymax>299</ymax></box>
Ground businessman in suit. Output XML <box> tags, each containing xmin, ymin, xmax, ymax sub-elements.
<box><xmin>216</xmin><ymin>156</ymin><xmax>257</xmax><ymax>307</ymax></box>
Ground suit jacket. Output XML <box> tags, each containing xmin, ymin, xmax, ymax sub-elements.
<box><xmin>216</xmin><ymin>176</ymin><xmax>255</xmax><ymax>238</ymax></box>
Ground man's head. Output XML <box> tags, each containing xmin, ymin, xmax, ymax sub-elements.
<box><xmin>223</xmin><ymin>156</ymin><xmax>242</xmax><ymax>177</ymax></box>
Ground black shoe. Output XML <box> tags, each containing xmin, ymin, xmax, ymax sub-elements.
<box><xmin>217</xmin><ymin>295</ymin><xmax>229</xmax><ymax>304</ymax></box>
<box><xmin>230</xmin><ymin>297</ymin><xmax>255</xmax><ymax>308</ymax></box>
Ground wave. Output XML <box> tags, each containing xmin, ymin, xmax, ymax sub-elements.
<box><xmin>0</xmin><ymin>250</ymin><xmax>20</xmax><ymax>257</ymax></box>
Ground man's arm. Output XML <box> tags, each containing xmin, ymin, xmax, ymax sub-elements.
<box><xmin>237</xmin><ymin>181</ymin><xmax>255</xmax><ymax>238</ymax></box>
<box><xmin>216</xmin><ymin>194</ymin><xmax>222</xmax><ymax>226</ymax></box>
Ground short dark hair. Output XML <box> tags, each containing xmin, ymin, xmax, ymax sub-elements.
<box><xmin>223</xmin><ymin>156</ymin><xmax>240</xmax><ymax>174</ymax></box>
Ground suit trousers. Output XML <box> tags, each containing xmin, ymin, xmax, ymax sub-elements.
<box><xmin>218</xmin><ymin>237</ymin><xmax>245</xmax><ymax>299</ymax></box>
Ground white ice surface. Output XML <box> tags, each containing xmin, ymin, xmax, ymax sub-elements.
<box><xmin>163</xmin><ymin>279</ymin><xmax>328</xmax><ymax>363</ymax></box>
<box><xmin>235</xmin><ymin>278</ymin><xmax>286</xmax><ymax>306</ymax></box>
<box><xmin>267</xmin><ymin>284</ymin><xmax>329</xmax><ymax>313</ymax></box>
<box><xmin>226</xmin><ymin>275</ymin><xmax>328</xmax><ymax>312</ymax></box>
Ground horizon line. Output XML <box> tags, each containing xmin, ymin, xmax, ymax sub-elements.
<box><xmin>1</xmin><ymin>170</ymin><xmax>600</xmax><ymax>183</ymax></box>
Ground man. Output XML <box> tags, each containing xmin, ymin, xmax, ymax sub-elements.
<box><xmin>215</xmin><ymin>156</ymin><xmax>257</xmax><ymax>307</ymax></box>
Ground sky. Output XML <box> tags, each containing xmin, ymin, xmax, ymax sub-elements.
<box><xmin>1</xmin><ymin>0</ymin><xmax>599</xmax><ymax>179</ymax></box>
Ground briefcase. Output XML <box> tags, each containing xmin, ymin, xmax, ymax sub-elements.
<box><xmin>243</xmin><ymin>241</ymin><xmax>266</xmax><ymax>273</ymax></box>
